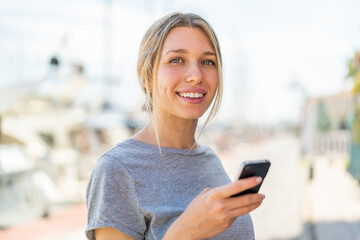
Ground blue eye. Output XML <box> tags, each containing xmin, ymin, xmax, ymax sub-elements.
<box><xmin>203</xmin><ymin>60</ymin><xmax>215</xmax><ymax>66</ymax></box>
<box><xmin>170</xmin><ymin>58</ymin><xmax>182</xmax><ymax>63</ymax></box>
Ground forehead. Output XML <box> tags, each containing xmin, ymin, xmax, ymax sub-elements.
<box><xmin>161</xmin><ymin>27</ymin><xmax>215</xmax><ymax>54</ymax></box>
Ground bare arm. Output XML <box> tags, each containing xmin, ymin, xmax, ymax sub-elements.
<box><xmin>95</xmin><ymin>177</ymin><xmax>264</xmax><ymax>240</ymax></box>
<box><xmin>95</xmin><ymin>227</ymin><xmax>136</xmax><ymax>240</ymax></box>
<box><xmin>163</xmin><ymin>177</ymin><xmax>265</xmax><ymax>240</ymax></box>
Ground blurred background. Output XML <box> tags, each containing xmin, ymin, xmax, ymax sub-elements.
<box><xmin>0</xmin><ymin>0</ymin><xmax>359</xmax><ymax>239</ymax></box>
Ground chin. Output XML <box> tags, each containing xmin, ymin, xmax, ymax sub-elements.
<box><xmin>181</xmin><ymin>111</ymin><xmax>206</xmax><ymax>120</ymax></box>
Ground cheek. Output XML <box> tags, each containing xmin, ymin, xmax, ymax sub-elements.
<box><xmin>156</xmin><ymin>67</ymin><xmax>181</xmax><ymax>95</ymax></box>
<box><xmin>208</xmin><ymin>71</ymin><xmax>219</xmax><ymax>92</ymax></box>
<box><xmin>156</xmin><ymin>83</ymin><xmax>169</xmax><ymax>98</ymax></box>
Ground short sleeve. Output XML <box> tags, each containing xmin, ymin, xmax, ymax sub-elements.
<box><xmin>85</xmin><ymin>154</ymin><xmax>146</xmax><ymax>240</ymax></box>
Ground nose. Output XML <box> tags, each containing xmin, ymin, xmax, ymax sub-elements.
<box><xmin>185</xmin><ymin>62</ymin><xmax>203</xmax><ymax>84</ymax></box>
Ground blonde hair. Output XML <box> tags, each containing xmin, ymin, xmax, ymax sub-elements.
<box><xmin>137</xmin><ymin>12</ymin><xmax>223</xmax><ymax>146</ymax></box>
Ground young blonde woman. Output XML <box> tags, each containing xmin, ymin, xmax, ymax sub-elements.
<box><xmin>86</xmin><ymin>12</ymin><xmax>265</xmax><ymax>240</ymax></box>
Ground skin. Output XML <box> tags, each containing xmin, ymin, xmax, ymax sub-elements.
<box><xmin>135</xmin><ymin>26</ymin><xmax>219</xmax><ymax>149</ymax></box>
<box><xmin>95</xmin><ymin>27</ymin><xmax>265</xmax><ymax>240</ymax></box>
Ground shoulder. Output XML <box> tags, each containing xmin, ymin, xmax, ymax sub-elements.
<box><xmin>87</xmin><ymin>142</ymin><xmax>138</xmax><ymax>190</ymax></box>
<box><xmin>105</xmin><ymin>139</ymin><xmax>157</xmax><ymax>161</ymax></box>
<box><xmin>86</xmin><ymin>144</ymin><xmax>141</xmax><ymax>208</ymax></box>
<box><xmin>91</xmin><ymin>151</ymin><xmax>129</xmax><ymax>178</ymax></box>
<box><xmin>86</xmin><ymin>151</ymin><xmax>146</xmax><ymax>240</ymax></box>
<box><xmin>93</xmin><ymin>139</ymin><xmax>144</xmax><ymax>171</ymax></box>
<box><xmin>88</xmin><ymin>139</ymin><xmax>154</xmax><ymax>185</ymax></box>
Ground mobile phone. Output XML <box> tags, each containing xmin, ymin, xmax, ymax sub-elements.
<box><xmin>231</xmin><ymin>160</ymin><xmax>271</xmax><ymax>197</ymax></box>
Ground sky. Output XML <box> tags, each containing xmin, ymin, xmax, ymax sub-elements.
<box><xmin>1</xmin><ymin>0</ymin><xmax>360</xmax><ymax>125</ymax></box>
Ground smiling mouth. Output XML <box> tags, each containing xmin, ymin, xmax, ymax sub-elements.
<box><xmin>176</xmin><ymin>92</ymin><xmax>206</xmax><ymax>99</ymax></box>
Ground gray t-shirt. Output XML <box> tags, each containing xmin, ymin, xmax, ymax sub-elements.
<box><xmin>86</xmin><ymin>139</ymin><xmax>254</xmax><ymax>240</ymax></box>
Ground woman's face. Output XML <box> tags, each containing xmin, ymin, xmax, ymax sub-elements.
<box><xmin>154</xmin><ymin>27</ymin><xmax>218</xmax><ymax>121</ymax></box>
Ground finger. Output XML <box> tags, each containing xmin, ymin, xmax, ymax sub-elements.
<box><xmin>213</xmin><ymin>177</ymin><xmax>262</xmax><ymax>199</ymax></box>
<box><xmin>229</xmin><ymin>201</ymin><xmax>263</xmax><ymax>218</ymax></box>
<box><xmin>199</xmin><ymin>187</ymin><xmax>212</xmax><ymax>195</ymax></box>
<box><xmin>225</xmin><ymin>193</ymin><xmax>265</xmax><ymax>210</ymax></box>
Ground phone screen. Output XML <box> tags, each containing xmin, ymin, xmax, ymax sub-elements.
<box><xmin>231</xmin><ymin>160</ymin><xmax>271</xmax><ymax>197</ymax></box>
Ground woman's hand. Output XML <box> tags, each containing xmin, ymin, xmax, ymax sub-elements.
<box><xmin>163</xmin><ymin>177</ymin><xmax>265</xmax><ymax>240</ymax></box>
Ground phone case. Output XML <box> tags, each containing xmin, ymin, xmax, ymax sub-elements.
<box><xmin>231</xmin><ymin>160</ymin><xmax>271</xmax><ymax>197</ymax></box>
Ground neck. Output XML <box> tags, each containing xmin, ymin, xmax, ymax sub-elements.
<box><xmin>133</xmin><ymin>114</ymin><xmax>198</xmax><ymax>149</ymax></box>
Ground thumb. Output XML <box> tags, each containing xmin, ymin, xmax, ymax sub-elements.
<box><xmin>214</xmin><ymin>177</ymin><xmax>262</xmax><ymax>198</ymax></box>
<box><xmin>199</xmin><ymin>187</ymin><xmax>212</xmax><ymax>195</ymax></box>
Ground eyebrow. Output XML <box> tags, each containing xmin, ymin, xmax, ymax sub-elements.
<box><xmin>203</xmin><ymin>51</ymin><xmax>216</xmax><ymax>56</ymax></box>
<box><xmin>164</xmin><ymin>49</ymin><xmax>216</xmax><ymax>57</ymax></box>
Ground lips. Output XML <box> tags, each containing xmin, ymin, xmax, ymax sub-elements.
<box><xmin>176</xmin><ymin>88</ymin><xmax>207</xmax><ymax>104</ymax></box>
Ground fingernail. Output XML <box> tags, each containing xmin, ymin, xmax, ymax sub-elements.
<box><xmin>256</xmin><ymin>177</ymin><xmax>262</xmax><ymax>183</ymax></box>
<box><xmin>261</xmin><ymin>193</ymin><xmax>266</xmax><ymax>199</ymax></box>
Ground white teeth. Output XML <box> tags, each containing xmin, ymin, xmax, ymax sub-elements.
<box><xmin>179</xmin><ymin>92</ymin><xmax>204</xmax><ymax>98</ymax></box>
